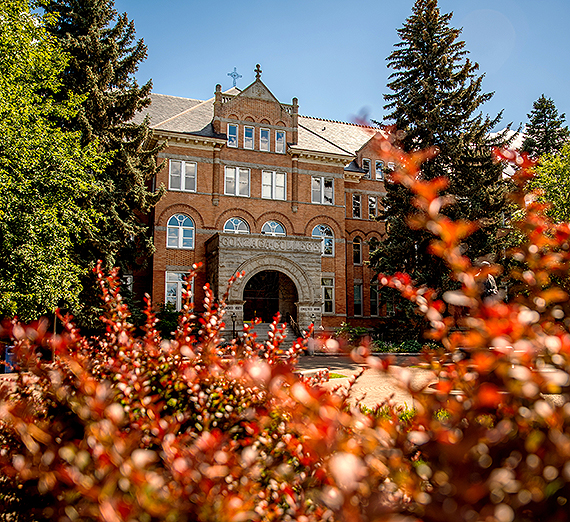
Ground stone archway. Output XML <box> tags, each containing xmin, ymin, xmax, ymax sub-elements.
<box><xmin>242</xmin><ymin>270</ymin><xmax>298</xmax><ymax>322</ymax></box>
<box><xmin>206</xmin><ymin>234</ymin><xmax>323</xmax><ymax>330</ymax></box>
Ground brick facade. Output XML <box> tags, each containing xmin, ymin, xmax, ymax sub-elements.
<box><xmin>140</xmin><ymin>72</ymin><xmax>389</xmax><ymax>333</ymax></box>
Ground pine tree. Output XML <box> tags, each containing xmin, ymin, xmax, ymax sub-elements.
<box><xmin>521</xmin><ymin>95</ymin><xmax>569</xmax><ymax>157</ymax></box>
<box><xmin>39</xmin><ymin>0</ymin><xmax>163</xmax><ymax>326</ymax></box>
<box><xmin>371</xmin><ymin>0</ymin><xmax>510</xmax><ymax>324</ymax></box>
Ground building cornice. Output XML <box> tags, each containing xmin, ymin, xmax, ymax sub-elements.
<box><xmin>289</xmin><ymin>147</ymin><xmax>354</xmax><ymax>167</ymax></box>
<box><xmin>153</xmin><ymin>130</ymin><xmax>226</xmax><ymax>149</ymax></box>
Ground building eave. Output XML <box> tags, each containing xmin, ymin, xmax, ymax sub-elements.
<box><xmin>152</xmin><ymin>129</ymin><xmax>227</xmax><ymax>148</ymax></box>
<box><xmin>289</xmin><ymin>147</ymin><xmax>354</xmax><ymax>166</ymax></box>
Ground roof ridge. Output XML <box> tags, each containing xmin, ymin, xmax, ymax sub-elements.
<box><xmin>299</xmin><ymin>114</ymin><xmax>381</xmax><ymax>130</ymax></box>
<box><xmin>152</xmin><ymin>92</ymin><xmax>204</xmax><ymax>103</ymax></box>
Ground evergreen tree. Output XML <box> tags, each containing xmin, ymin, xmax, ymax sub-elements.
<box><xmin>521</xmin><ymin>95</ymin><xmax>569</xmax><ymax>157</ymax></box>
<box><xmin>528</xmin><ymin>142</ymin><xmax>570</xmax><ymax>223</ymax></box>
<box><xmin>371</xmin><ymin>0</ymin><xmax>510</xmax><ymax>324</ymax></box>
<box><xmin>39</xmin><ymin>0</ymin><xmax>164</xmax><ymax>327</ymax></box>
<box><xmin>0</xmin><ymin>0</ymin><xmax>104</xmax><ymax>320</ymax></box>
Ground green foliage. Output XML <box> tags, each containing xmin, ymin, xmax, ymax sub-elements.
<box><xmin>527</xmin><ymin>142</ymin><xmax>570</xmax><ymax>223</ymax></box>
<box><xmin>38</xmin><ymin>0</ymin><xmax>164</xmax><ymax>327</ymax></box>
<box><xmin>4</xmin><ymin>137</ymin><xmax>570</xmax><ymax>521</ymax></box>
<box><xmin>334</xmin><ymin>322</ymin><xmax>369</xmax><ymax>345</ymax></box>
<box><xmin>372</xmin><ymin>0</ymin><xmax>511</xmax><ymax>326</ymax></box>
<box><xmin>521</xmin><ymin>95</ymin><xmax>569</xmax><ymax>158</ymax></box>
<box><xmin>372</xmin><ymin>339</ymin><xmax>423</xmax><ymax>353</ymax></box>
<box><xmin>155</xmin><ymin>302</ymin><xmax>181</xmax><ymax>339</ymax></box>
<box><xmin>0</xmin><ymin>0</ymin><xmax>105</xmax><ymax>321</ymax></box>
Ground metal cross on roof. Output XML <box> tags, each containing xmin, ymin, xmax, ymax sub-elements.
<box><xmin>227</xmin><ymin>67</ymin><xmax>242</xmax><ymax>87</ymax></box>
<box><xmin>254</xmin><ymin>64</ymin><xmax>262</xmax><ymax>80</ymax></box>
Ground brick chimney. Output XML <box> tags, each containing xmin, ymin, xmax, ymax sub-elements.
<box><xmin>213</xmin><ymin>84</ymin><xmax>222</xmax><ymax>134</ymax></box>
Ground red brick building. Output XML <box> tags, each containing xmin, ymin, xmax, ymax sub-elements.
<box><xmin>137</xmin><ymin>68</ymin><xmax>390</xmax><ymax>333</ymax></box>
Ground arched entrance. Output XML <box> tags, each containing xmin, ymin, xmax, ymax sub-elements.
<box><xmin>243</xmin><ymin>270</ymin><xmax>298</xmax><ymax>322</ymax></box>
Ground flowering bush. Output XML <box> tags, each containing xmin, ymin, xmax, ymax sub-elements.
<box><xmin>2</xmin><ymin>136</ymin><xmax>570</xmax><ymax>522</ymax></box>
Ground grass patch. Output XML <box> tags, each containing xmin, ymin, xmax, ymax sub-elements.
<box><xmin>329</xmin><ymin>372</ymin><xmax>347</xmax><ymax>379</ymax></box>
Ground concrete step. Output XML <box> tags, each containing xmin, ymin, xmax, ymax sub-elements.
<box><xmin>248</xmin><ymin>322</ymin><xmax>297</xmax><ymax>349</ymax></box>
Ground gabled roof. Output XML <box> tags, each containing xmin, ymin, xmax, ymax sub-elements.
<box><xmin>297</xmin><ymin>116</ymin><xmax>378</xmax><ymax>156</ymax></box>
<box><xmin>133</xmin><ymin>88</ymin><xmax>381</xmax><ymax>156</ymax></box>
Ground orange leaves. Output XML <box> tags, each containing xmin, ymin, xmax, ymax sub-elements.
<box><xmin>477</xmin><ymin>383</ymin><xmax>503</xmax><ymax>408</ymax></box>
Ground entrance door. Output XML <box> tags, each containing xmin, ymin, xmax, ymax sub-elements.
<box><xmin>243</xmin><ymin>270</ymin><xmax>298</xmax><ymax>322</ymax></box>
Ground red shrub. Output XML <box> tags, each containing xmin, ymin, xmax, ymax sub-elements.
<box><xmin>2</xmin><ymin>135</ymin><xmax>570</xmax><ymax>522</ymax></box>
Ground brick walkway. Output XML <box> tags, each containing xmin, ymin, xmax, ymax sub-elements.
<box><xmin>295</xmin><ymin>354</ymin><xmax>436</xmax><ymax>409</ymax></box>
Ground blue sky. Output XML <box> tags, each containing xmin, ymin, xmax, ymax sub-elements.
<box><xmin>114</xmin><ymin>0</ymin><xmax>570</xmax><ymax>132</ymax></box>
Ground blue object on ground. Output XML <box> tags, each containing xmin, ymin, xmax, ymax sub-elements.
<box><xmin>4</xmin><ymin>346</ymin><xmax>15</xmax><ymax>373</ymax></box>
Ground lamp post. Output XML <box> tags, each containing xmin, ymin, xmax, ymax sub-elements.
<box><xmin>231</xmin><ymin>312</ymin><xmax>236</xmax><ymax>339</ymax></box>
<box><xmin>311</xmin><ymin>313</ymin><xmax>316</xmax><ymax>339</ymax></box>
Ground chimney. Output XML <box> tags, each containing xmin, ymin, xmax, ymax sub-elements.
<box><xmin>213</xmin><ymin>84</ymin><xmax>222</xmax><ymax>134</ymax></box>
<box><xmin>292</xmin><ymin>97</ymin><xmax>298</xmax><ymax>145</ymax></box>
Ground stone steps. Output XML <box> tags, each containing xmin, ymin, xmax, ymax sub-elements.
<box><xmin>248</xmin><ymin>322</ymin><xmax>297</xmax><ymax>350</ymax></box>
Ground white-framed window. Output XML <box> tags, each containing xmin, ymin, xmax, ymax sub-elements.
<box><xmin>387</xmin><ymin>162</ymin><xmax>396</xmax><ymax>174</ymax></box>
<box><xmin>362</xmin><ymin>158</ymin><xmax>371</xmax><ymax>179</ymax></box>
<box><xmin>322</xmin><ymin>277</ymin><xmax>334</xmax><ymax>314</ymax></box>
<box><xmin>312</xmin><ymin>224</ymin><xmax>334</xmax><ymax>256</ymax></box>
<box><xmin>375</xmin><ymin>160</ymin><xmax>384</xmax><ymax>180</ymax></box>
<box><xmin>225</xmin><ymin>166</ymin><xmax>250</xmax><ymax>197</ymax></box>
<box><xmin>165</xmin><ymin>271</ymin><xmax>193</xmax><ymax>311</ymax></box>
<box><xmin>311</xmin><ymin>177</ymin><xmax>333</xmax><ymax>205</ymax></box>
<box><xmin>223</xmin><ymin>217</ymin><xmax>249</xmax><ymax>234</ymax></box>
<box><xmin>352</xmin><ymin>194</ymin><xmax>361</xmax><ymax>218</ymax></box>
<box><xmin>260</xmin><ymin>128</ymin><xmax>270</xmax><ymax>151</ymax></box>
<box><xmin>228</xmin><ymin>124</ymin><xmax>238</xmax><ymax>148</ymax></box>
<box><xmin>261</xmin><ymin>220</ymin><xmax>286</xmax><ymax>236</ymax></box>
<box><xmin>369</xmin><ymin>196</ymin><xmax>378</xmax><ymax>219</ymax></box>
<box><xmin>167</xmin><ymin>214</ymin><xmax>195</xmax><ymax>249</ymax></box>
<box><xmin>370</xmin><ymin>283</ymin><xmax>379</xmax><ymax>317</ymax></box>
<box><xmin>262</xmin><ymin>171</ymin><xmax>286</xmax><ymax>200</ymax></box>
<box><xmin>276</xmin><ymin>130</ymin><xmax>285</xmax><ymax>153</ymax></box>
<box><xmin>169</xmin><ymin>160</ymin><xmax>196</xmax><ymax>192</ymax></box>
<box><xmin>244</xmin><ymin>126</ymin><xmax>254</xmax><ymax>149</ymax></box>
<box><xmin>354</xmin><ymin>284</ymin><xmax>363</xmax><ymax>316</ymax></box>
<box><xmin>353</xmin><ymin>237</ymin><xmax>362</xmax><ymax>265</ymax></box>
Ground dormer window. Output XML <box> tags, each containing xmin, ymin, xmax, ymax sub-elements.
<box><xmin>228</xmin><ymin>124</ymin><xmax>238</xmax><ymax>147</ymax></box>
<box><xmin>244</xmin><ymin>126</ymin><xmax>254</xmax><ymax>149</ymax></box>
<box><xmin>362</xmin><ymin>159</ymin><xmax>371</xmax><ymax>179</ymax></box>
<box><xmin>375</xmin><ymin>160</ymin><xmax>384</xmax><ymax>180</ymax></box>
<box><xmin>260</xmin><ymin>128</ymin><xmax>270</xmax><ymax>151</ymax></box>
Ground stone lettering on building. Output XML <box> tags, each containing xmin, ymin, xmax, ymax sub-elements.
<box><xmin>219</xmin><ymin>235</ymin><xmax>321</xmax><ymax>253</ymax></box>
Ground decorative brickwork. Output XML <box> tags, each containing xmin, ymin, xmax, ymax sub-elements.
<box><xmin>137</xmin><ymin>72</ymin><xmax>389</xmax><ymax>332</ymax></box>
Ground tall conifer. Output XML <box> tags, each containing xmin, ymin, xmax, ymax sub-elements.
<box><xmin>39</xmin><ymin>0</ymin><xmax>162</xmax><ymax>266</ymax></box>
<box><xmin>371</xmin><ymin>0</ymin><xmax>510</xmax><ymax>313</ymax></box>
<box><xmin>521</xmin><ymin>95</ymin><xmax>569</xmax><ymax>158</ymax></box>
<box><xmin>39</xmin><ymin>0</ymin><xmax>163</xmax><ymax>325</ymax></box>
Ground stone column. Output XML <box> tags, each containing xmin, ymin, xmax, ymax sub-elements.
<box><xmin>297</xmin><ymin>303</ymin><xmax>322</xmax><ymax>332</ymax></box>
<box><xmin>223</xmin><ymin>302</ymin><xmax>244</xmax><ymax>338</ymax></box>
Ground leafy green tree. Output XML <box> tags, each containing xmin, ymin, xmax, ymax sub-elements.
<box><xmin>0</xmin><ymin>0</ymin><xmax>104</xmax><ymax>321</ymax></box>
<box><xmin>528</xmin><ymin>142</ymin><xmax>570</xmax><ymax>223</ymax></box>
<box><xmin>521</xmin><ymin>95</ymin><xmax>569</xmax><ymax>158</ymax></box>
<box><xmin>39</xmin><ymin>0</ymin><xmax>164</xmax><ymax>326</ymax></box>
<box><xmin>371</xmin><ymin>0</ymin><xmax>510</xmax><ymax>322</ymax></box>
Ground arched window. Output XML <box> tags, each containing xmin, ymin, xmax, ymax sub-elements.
<box><xmin>353</xmin><ymin>236</ymin><xmax>362</xmax><ymax>265</ymax></box>
<box><xmin>312</xmin><ymin>224</ymin><xmax>334</xmax><ymax>256</ymax></box>
<box><xmin>261</xmin><ymin>220</ymin><xmax>286</xmax><ymax>236</ymax></box>
<box><xmin>167</xmin><ymin>214</ymin><xmax>194</xmax><ymax>249</ymax></box>
<box><xmin>223</xmin><ymin>217</ymin><xmax>250</xmax><ymax>234</ymax></box>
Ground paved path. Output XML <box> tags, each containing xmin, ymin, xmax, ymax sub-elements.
<box><xmin>295</xmin><ymin>354</ymin><xmax>436</xmax><ymax>409</ymax></box>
